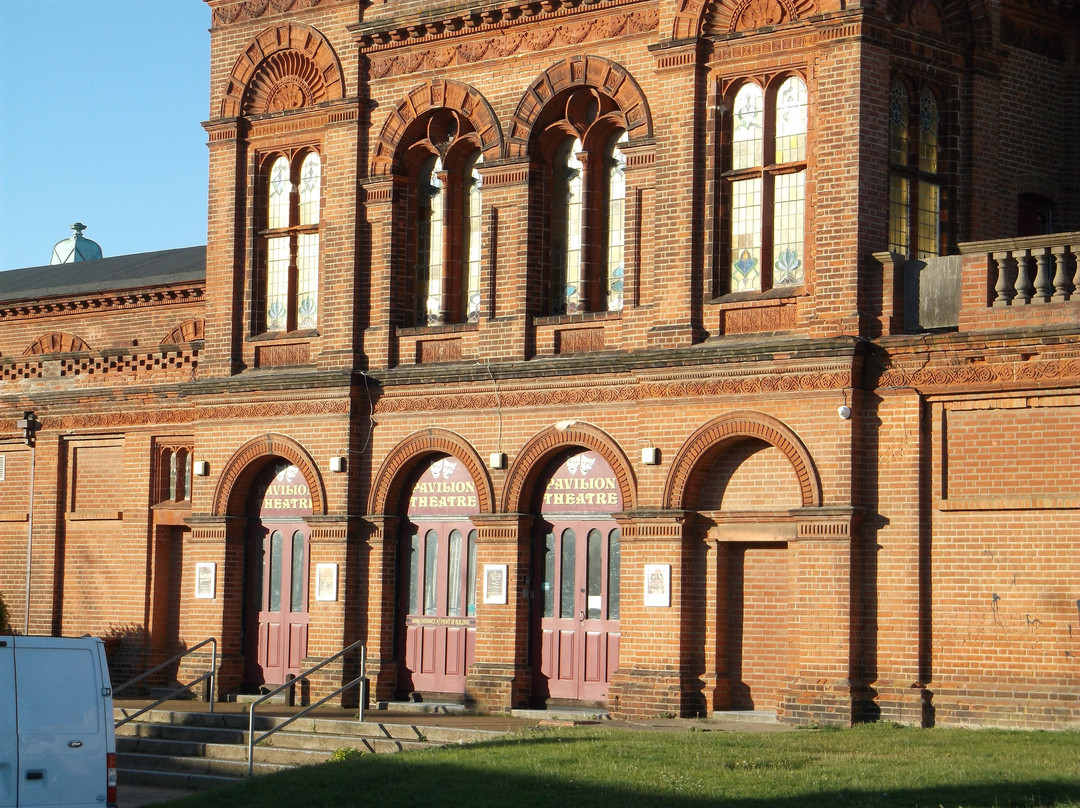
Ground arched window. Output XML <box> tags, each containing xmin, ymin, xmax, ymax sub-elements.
<box><xmin>403</xmin><ymin>112</ymin><xmax>483</xmax><ymax>327</ymax></box>
<box><xmin>538</xmin><ymin>89</ymin><xmax>629</xmax><ymax>315</ymax></box>
<box><xmin>259</xmin><ymin>150</ymin><xmax>321</xmax><ymax>333</ymax></box>
<box><xmin>889</xmin><ymin>80</ymin><xmax>944</xmax><ymax>258</ymax></box>
<box><xmin>725</xmin><ymin>76</ymin><xmax>807</xmax><ymax>294</ymax></box>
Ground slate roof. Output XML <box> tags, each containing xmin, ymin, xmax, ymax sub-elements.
<box><xmin>0</xmin><ymin>246</ymin><xmax>206</xmax><ymax>304</ymax></box>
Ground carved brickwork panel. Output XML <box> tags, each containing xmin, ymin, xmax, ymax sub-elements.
<box><xmin>555</xmin><ymin>328</ymin><xmax>606</xmax><ymax>354</ymax></box>
<box><xmin>417</xmin><ymin>338</ymin><xmax>463</xmax><ymax>363</ymax></box>
<box><xmin>254</xmin><ymin>342</ymin><xmax>311</xmax><ymax>368</ymax></box>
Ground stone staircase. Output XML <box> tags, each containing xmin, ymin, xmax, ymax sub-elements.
<box><xmin>114</xmin><ymin>707</ymin><xmax>508</xmax><ymax>790</ymax></box>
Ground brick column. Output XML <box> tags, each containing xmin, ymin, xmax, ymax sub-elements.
<box><xmin>180</xmin><ymin>515</ymin><xmax>246</xmax><ymax>700</ymax></box>
<box><xmin>609</xmin><ymin>510</ymin><xmax>704</xmax><ymax>719</ymax></box>
<box><xmin>779</xmin><ymin>508</ymin><xmax>863</xmax><ymax>726</ymax></box>
<box><xmin>301</xmin><ymin>516</ymin><xmax>360</xmax><ymax>705</ymax></box>
<box><xmin>644</xmin><ymin>41</ymin><xmax>704</xmax><ymax>349</ymax></box>
<box><xmin>476</xmin><ymin>159</ymin><xmax>532</xmax><ymax>361</ymax></box>
<box><xmin>467</xmin><ymin>513</ymin><xmax>533</xmax><ymax>711</ymax></box>
<box><xmin>361</xmin><ymin>178</ymin><xmax>406</xmax><ymax>369</ymax></box>
<box><xmin>360</xmin><ymin>515</ymin><xmax>399</xmax><ymax>704</ymax></box>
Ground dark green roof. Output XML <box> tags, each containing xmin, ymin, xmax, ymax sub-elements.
<box><xmin>0</xmin><ymin>246</ymin><xmax>206</xmax><ymax>304</ymax></box>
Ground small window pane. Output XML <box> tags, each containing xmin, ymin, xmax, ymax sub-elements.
<box><xmin>298</xmin><ymin>153</ymin><xmax>321</xmax><ymax>226</ymax></box>
<box><xmin>423</xmin><ymin>529</ymin><xmax>438</xmax><ymax>615</ymax></box>
<box><xmin>917</xmin><ymin>181</ymin><xmax>941</xmax><ymax>259</ymax></box>
<box><xmin>296</xmin><ymin>232</ymin><xmax>319</xmax><ymax>329</ymax></box>
<box><xmin>606</xmin><ymin>132</ymin><xmax>627</xmax><ymax>313</ymax></box>
<box><xmin>467</xmin><ymin>529</ymin><xmax>477</xmax><ymax>617</ymax></box>
<box><xmin>918</xmin><ymin>88</ymin><xmax>939</xmax><ymax>174</ymax></box>
<box><xmin>774</xmin><ymin>77</ymin><xmax>807</xmax><ymax>164</ymax></box>
<box><xmin>406</xmin><ymin>532</ymin><xmax>420</xmax><ymax>615</ymax></box>
<box><xmin>268</xmin><ymin>157</ymin><xmax>291</xmax><ymax>229</ymax></box>
<box><xmin>773</xmin><ymin>171</ymin><xmax>805</xmax><ymax>286</ymax></box>
<box><xmin>732</xmin><ymin>84</ymin><xmax>764</xmax><ymax>171</ymax></box>
<box><xmin>464</xmin><ymin>154</ymin><xmax>483</xmax><ymax>323</ymax></box>
<box><xmin>542</xmin><ymin>531</ymin><xmax>555</xmax><ymax>618</ymax></box>
<box><xmin>290</xmin><ymin>530</ymin><xmax>305</xmax><ymax>613</ymax></box>
<box><xmin>730</xmin><ymin>178</ymin><xmax>763</xmax><ymax>292</ymax></box>
<box><xmin>560</xmin><ymin>528</ymin><xmax>576</xmax><ymax>619</ymax></box>
<box><xmin>889</xmin><ymin>81</ymin><xmax>910</xmax><ymax>167</ymax></box>
<box><xmin>266</xmin><ymin>237</ymin><xmax>290</xmax><ymax>331</ymax></box>
<box><xmin>447</xmin><ymin>529</ymin><xmax>463</xmax><ymax>617</ymax></box>
<box><xmin>268</xmin><ymin>530</ymin><xmax>283</xmax><ymax>612</ymax></box>
<box><xmin>889</xmin><ymin>174</ymin><xmax>911</xmax><ymax>254</ymax></box>
<box><xmin>552</xmin><ymin>138</ymin><xmax>584</xmax><ymax>314</ymax></box>
<box><xmin>587</xmin><ymin>528</ymin><xmax>602</xmax><ymax>620</ymax></box>
<box><xmin>607</xmin><ymin>529</ymin><xmax>621</xmax><ymax>619</ymax></box>
<box><xmin>167</xmin><ymin>450</ymin><xmax>177</xmax><ymax>501</ymax></box>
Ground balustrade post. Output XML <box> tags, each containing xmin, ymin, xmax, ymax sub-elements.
<box><xmin>1014</xmin><ymin>249</ymin><xmax>1034</xmax><ymax>304</ymax></box>
<box><xmin>992</xmin><ymin>251</ymin><xmax>1016</xmax><ymax>307</ymax></box>
<box><xmin>1051</xmin><ymin>245</ymin><xmax>1076</xmax><ymax>301</ymax></box>
<box><xmin>1034</xmin><ymin>248</ymin><xmax>1053</xmax><ymax>302</ymax></box>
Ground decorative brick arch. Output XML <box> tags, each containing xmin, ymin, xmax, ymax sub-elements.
<box><xmin>886</xmin><ymin>0</ymin><xmax>992</xmax><ymax>48</ymax></box>
<box><xmin>213</xmin><ymin>433</ymin><xmax>326</xmax><ymax>517</ymax></box>
<box><xmin>23</xmin><ymin>332</ymin><xmax>90</xmax><ymax>355</ymax></box>
<box><xmin>370</xmin><ymin>79</ymin><xmax>503</xmax><ymax>177</ymax></box>
<box><xmin>664</xmin><ymin>411</ymin><xmax>820</xmax><ymax>510</ymax></box>
<box><xmin>502</xmin><ymin>423</ymin><xmax>636</xmax><ymax>514</ymax></box>
<box><xmin>506</xmin><ymin>56</ymin><xmax>653</xmax><ymax>158</ymax></box>
<box><xmin>368</xmin><ymin>429</ymin><xmax>494</xmax><ymax>516</ymax></box>
<box><xmin>691</xmin><ymin>0</ymin><xmax>817</xmax><ymax>38</ymax></box>
<box><xmin>161</xmin><ymin>319</ymin><xmax>204</xmax><ymax>345</ymax></box>
<box><xmin>218</xmin><ymin>21</ymin><xmax>344</xmax><ymax>118</ymax></box>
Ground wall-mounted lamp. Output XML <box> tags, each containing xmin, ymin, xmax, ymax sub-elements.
<box><xmin>489</xmin><ymin>452</ymin><xmax>506</xmax><ymax>470</ymax></box>
<box><xmin>329</xmin><ymin>456</ymin><xmax>346</xmax><ymax>473</ymax></box>
<box><xmin>193</xmin><ymin>460</ymin><xmax>210</xmax><ymax>476</ymax></box>
<box><xmin>641</xmin><ymin>447</ymin><xmax>660</xmax><ymax>465</ymax></box>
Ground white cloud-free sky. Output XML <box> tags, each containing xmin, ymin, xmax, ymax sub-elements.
<box><xmin>0</xmin><ymin>1</ymin><xmax>211</xmax><ymax>271</ymax></box>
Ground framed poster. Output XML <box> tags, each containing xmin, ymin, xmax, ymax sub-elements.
<box><xmin>194</xmin><ymin>562</ymin><xmax>216</xmax><ymax>599</ymax></box>
<box><xmin>315</xmin><ymin>563</ymin><xmax>338</xmax><ymax>602</ymax></box>
<box><xmin>643</xmin><ymin>564</ymin><xmax>670</xmax><ymax>607</ymax></box>
<box><xmin>483</xmin><ymin>564</ymin><xmax>508</xmax><ymax>605</ymax></box>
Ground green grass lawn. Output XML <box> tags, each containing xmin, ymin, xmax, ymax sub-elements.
<box><xmin>164</xmin><ymin>723</ymin><xmax>1080</xmax><ymax>807</ymax></box>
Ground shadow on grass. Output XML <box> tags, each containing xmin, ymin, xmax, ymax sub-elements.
<box><xmin>159</xmin><ymin>736</ymin><xmax>1080</xmax><ymax>808</ymax></box>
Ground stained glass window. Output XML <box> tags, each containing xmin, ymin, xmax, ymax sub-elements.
<box><xmin>606</xmin><ymin>132</ymin><xmax>628</xmax><ymax>312</ymax></box>
<box><xmin>552</xmin><ymin>137</ymin><xmax>584</xmax><ymax>315</ymax></box>
<box><xmin>465</xmin><ymin>154</ymin><xmax>483</xmax><ymax>323</ymax></box>
<box><xmin>726</xmin><ymin>77</ymin><xmax>806</xmax><ymax>293</ymax></box>
<box><xmin>889</xmin><ymin>79</ymin><xmax>943</xmax><ymax>258</ymax></box>
<box><xmin>262</xmin><ymin>151</ymin><xmax>321</xmax><ymax>333</ymax></box>
<box><xmin>417</xmin><ymin>157</ymin><xmax>445</xmax><ymax>326</ymax></box>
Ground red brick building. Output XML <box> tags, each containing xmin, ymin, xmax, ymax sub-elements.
<box><xmin>1</xmin><ymin>0</ymin><xmax>1078</xmax><ymax>728</ymax></box>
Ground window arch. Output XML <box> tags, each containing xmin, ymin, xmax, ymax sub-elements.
<box><xmin>722</xmin><ymin>75</ymin><xmax>807</xmax><ymax>294</ymax></box>
<box><xmin>402</xmin><ymin>110</ymin><xmax>483</xmax><ymax>327</ymax></box>
<box><xmin>257</xmin><ymin>150</ymin><xmax>321</xmax><ymax>333</ymax></box>
<box><xmin>535</xmin><ymin>88</ymin><xmax>629</xmax><ymax>316</ymax></box>
<box><xmin>889</xmin><ymin>79</ymin><xmax>945</xmax><ymax>258</ymax></box>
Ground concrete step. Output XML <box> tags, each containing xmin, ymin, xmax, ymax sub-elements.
<box><xmin>511</xmin><ymin>706</ymin><xmax>610</xmax><ymax>723</ymax></box>
<box><xmin>709</xmin><ymin>710</ymin><xmax>780</xmax><ymax>725</ymax></box>
<box><xmin>118</xmin><ymin>750</ymin><xmax>291</xmax><ymax>778</ymax></box>
<box><xmin>118</xmin><ymin>766</ymin><xmax>243</xmax><ymax>792</ymax></box>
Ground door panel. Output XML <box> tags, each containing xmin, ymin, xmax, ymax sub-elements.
<box><xmin>0</xmin><ymin>642</ymin><xmax>16</xmax><ymax>808</ymax></box>
<box><xmin>534</xmin><ymin>451</ymin><xmax>622</xmax><ymax>704</ymax></box>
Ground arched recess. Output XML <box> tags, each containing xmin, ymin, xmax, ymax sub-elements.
<box><xmin>213</xmin><ymin>433</ymin><xmax>327</xmax><ymax>517</ymax></box>
<box><xmin>506</xmin><ymin>56</ymin><xmax>653</xmax><ymax>159</ymax></box>
<box><xmin>664</xmin><ymin>411</ymin><xmax>820</xmax><ymax>510</ymax></box>
<box><xmin>23</xmin><ymin>332</ymin><xmax>91</xmax><ymax>355</ymax></box>
<box><xmin>502</xmin><ymin>422</ymin><xmax>636</xmax><ymax>514</ymax></box>
<box><xmin>885</xmin><ymin>0</ymin><xmax>992</xmax><ymax>49</ymax></box>
<box><xmin>218</xmin><ymin>21</ymin><xmax>345</xmax><ymax>118</ymax></box>
<box><xmin>161</xmin><ymin>319</ymin><xmax>205</xmax><ymax>345</ymax></box>
<box><xmin>368</xmin><ymin>428</ymin><xmax>495</xmax><ymax>516</ymax></box>
<box><xmin>370</xmin><ymin>79</ymin><xmax>503</xmax><ymax>177</ymax></box>
<box><xmin>692</xmin><ymin>0</ymin><xmax>817</xmax><ymax>38</ymax></box>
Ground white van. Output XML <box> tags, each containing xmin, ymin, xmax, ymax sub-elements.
<box><xmin>0</xmin><ymin>635</ymin><xmax>117</xmax><ymax>807</ymax></box>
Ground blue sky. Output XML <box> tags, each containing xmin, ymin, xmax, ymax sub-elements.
<box><xmin>0</xmin><ymin>1</ymin><xmax>211</xmax><ymax>271</ymax></box>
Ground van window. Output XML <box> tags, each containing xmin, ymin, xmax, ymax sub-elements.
<box><xmin>17</xmin><ymin>648</ymin><xmax>100</xmax><ymax>733</ymax></box>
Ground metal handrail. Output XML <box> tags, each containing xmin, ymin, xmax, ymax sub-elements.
<box><xmin>114</xmin><ymin>637</ymin><xmax>217</xmax><ymax>729</ymax></box>
<box><xmin>247</xmin><ymin>641</ymin><xmax>366</xmax><ymax>777</ymax></box>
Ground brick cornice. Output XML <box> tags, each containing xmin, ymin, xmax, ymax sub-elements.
<box><xmin>209</xmin><ymin>0</ymin><xmax>350</xmax><ymax>27</ymax></box>
<box><xmin>0</xmin><ymin>285</ymin><xmax>204</xmax><ymax>323</ymax></box>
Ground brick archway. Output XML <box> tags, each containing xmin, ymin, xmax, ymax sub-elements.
<box><xmin>213</xmin><ymin>433</ymin><xmax>326</xmax><ymax>517</ymax></box>
<box><xmin>218</xmin><ymin>21</ymin><xmax>344</xmax><ymax>118</ymax></box>
<box><xmin>501</xmin><ymin>422</ymin><xmax>636</xmax><ymax>514</ymax></box>
<box><xmin>370</xmin><ymin>79</ymin><xmax>503</xmax><ymax>177</ymax></box>
<box><xmin>506</xmin><ymin>56</ymin><xmax>653</xmax><ymax>159</ymax></box>
<box><xmin>368</xmin><ymin>428</ymin><xmax>494</xmax><ymax>516</ymax></box>
<box><xmin>663</xmin><ymin>411</ymin><xmax>820</xmax><ymax>510</ymax></box>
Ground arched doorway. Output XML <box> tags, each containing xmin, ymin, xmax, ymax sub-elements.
<box><xmin>397</xmin><ymin>455</ymin><xmax>478</xmax><ymax>697</ymax></box>
<box><xmin>242</xmin><ymin>462</ymin><xmax>312</xmax><ymax>690</ymax></box>
<box><xmin>533</xmin><ymin>450</ymin><xmax>622</xmax><ymax>704</ymax></box>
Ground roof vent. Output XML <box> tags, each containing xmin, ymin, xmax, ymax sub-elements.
<box><xmin>50</xmin><ymin>222</ymin><xmax>103</xmax><ymax>265</ymax></box>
